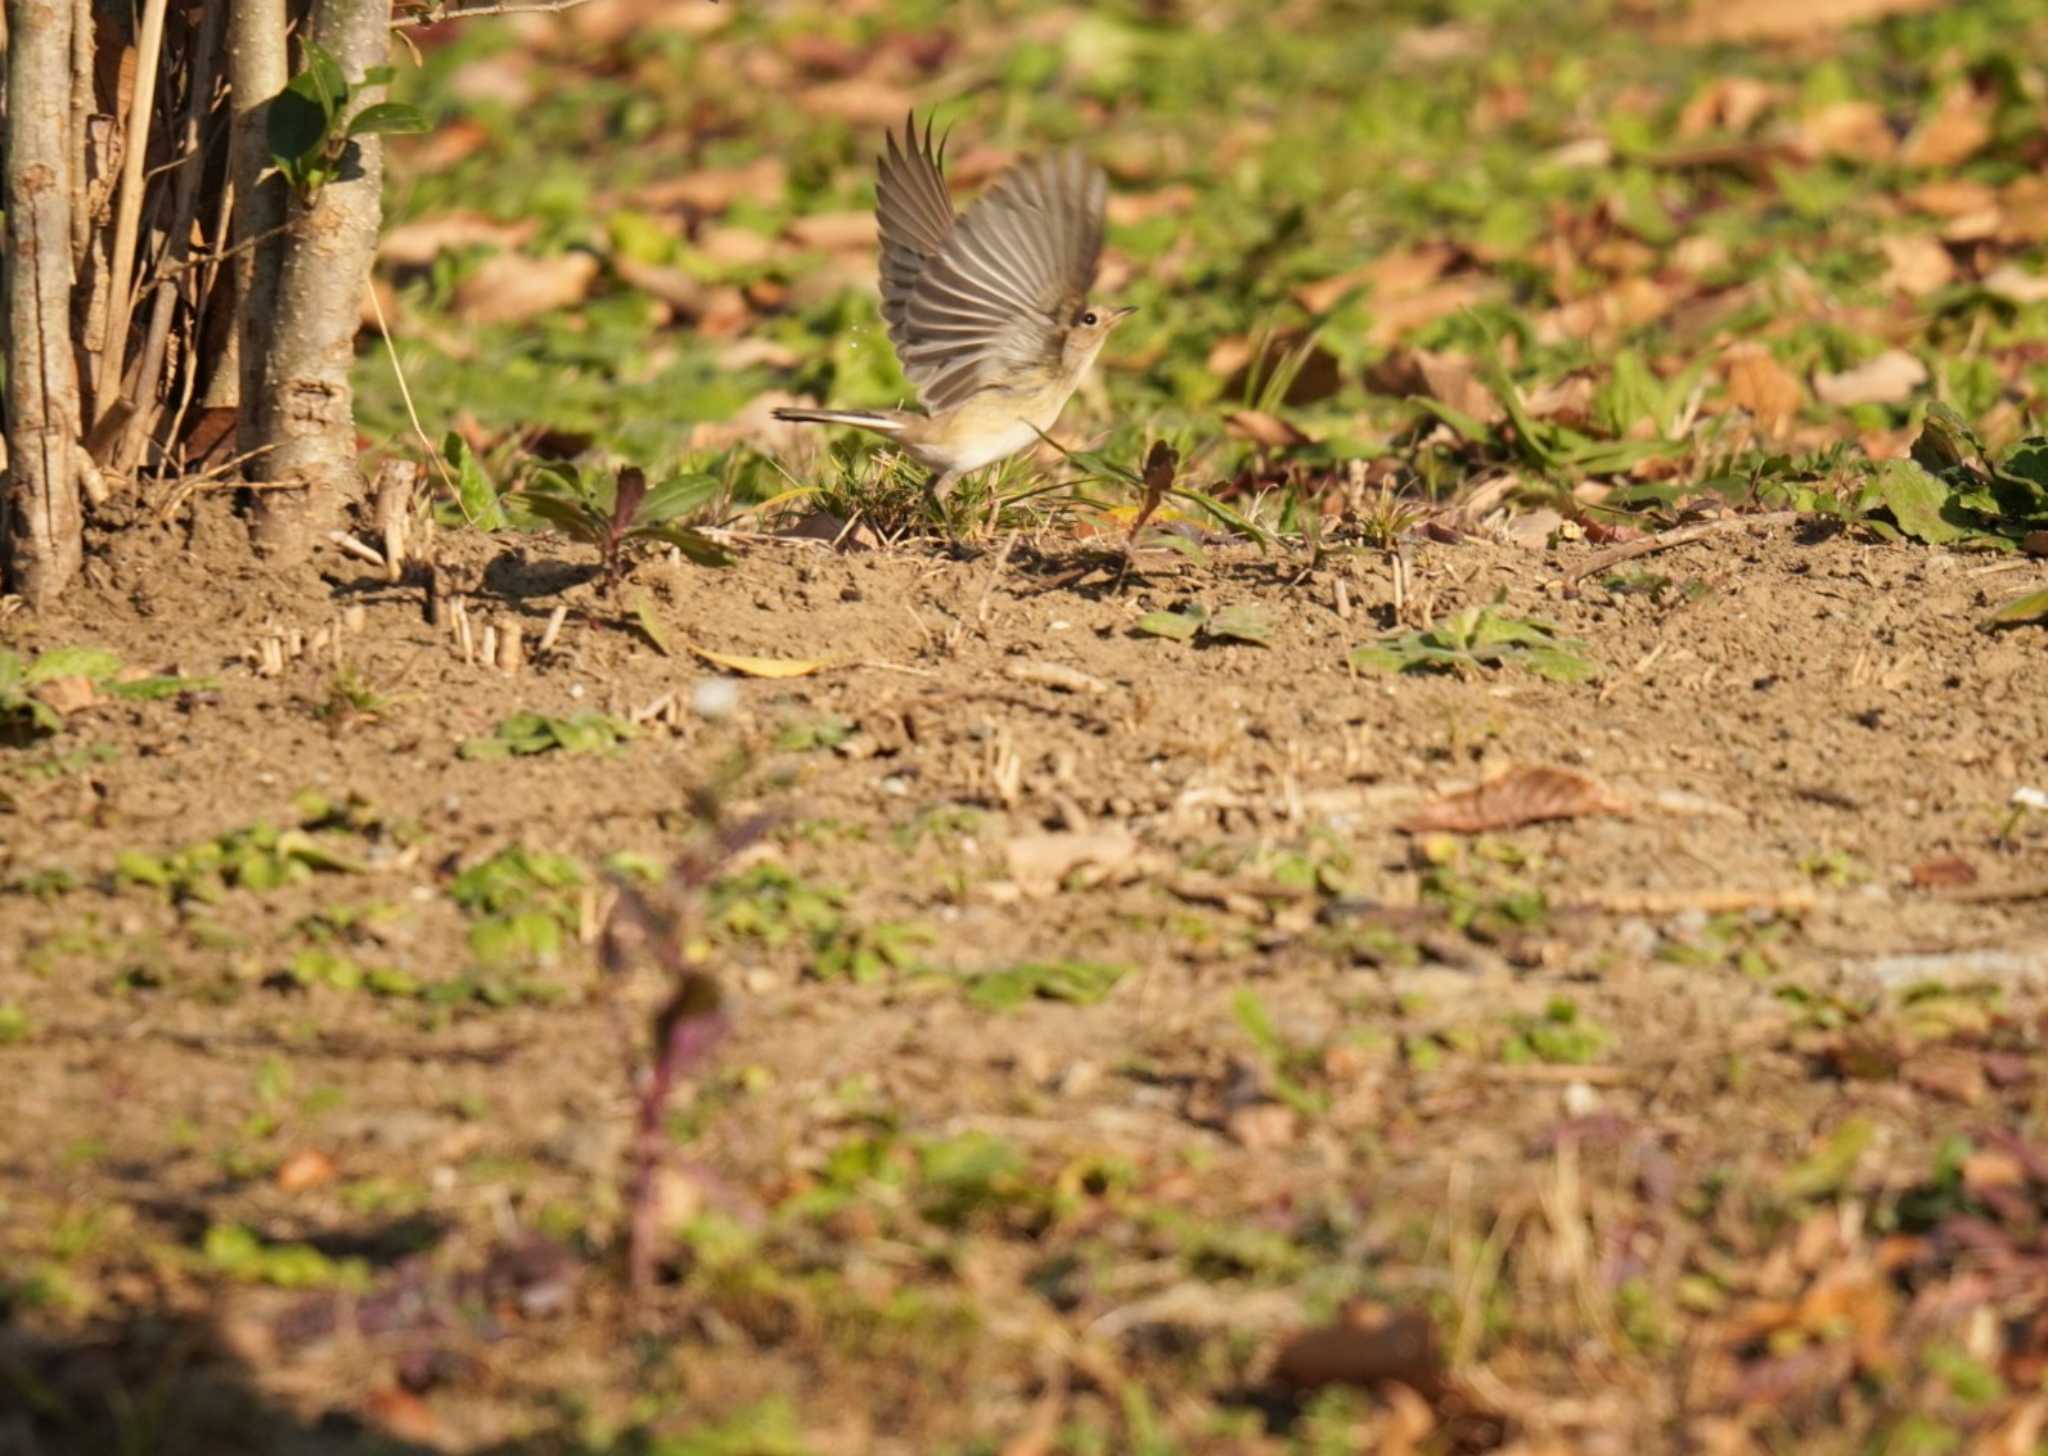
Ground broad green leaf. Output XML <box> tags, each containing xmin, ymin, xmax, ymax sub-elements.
<box><xmin>630</xmin><ymin>596</ymin><xmax>676</xmax><ymax>656</ymax></box>
<box><xmin>1867</xmin><ymin>459</ymin><xmax>1969</xmax><ymax>545</ymax></box>
<box><xmin>1136</xmin><ymin>607</ymin><xmax>1203</xmax><ymax>641</ymax></box>
<box><xmin>1206</xmin><ymin>604</ymin><xmax>1272</xmax><ymax>646</ymax></box>
<box><xmin>636</xmin><ymin>524</ymin><xmax>735</xmax><ymax>567</ymax></box>
<box><xmin>635</xmin><ymin>473</ymin><xmax>721</xmax><ymax>526</ymax></box>
<box><xmin>345</xmin><ymin>101</ymin><xmax>429</xmax><ymax>140</ymax></box>
<box><xmin>27</xmin><ymin>646</ymin><xmax>122</xmax><ymax>684</ymax></box>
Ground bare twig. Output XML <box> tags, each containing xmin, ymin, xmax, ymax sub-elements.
<box><xmin>391</xmin><ymin>0</ymin><xmax>606</xmax><ymax>26</ymax></box>
<box><xmin>1565</xmin><ymin>511</ymin><xmax>1800</xmax><ymax>584</ymax></box>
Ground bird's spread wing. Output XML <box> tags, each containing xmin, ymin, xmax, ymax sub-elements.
<box><xmin>875</xmin><ymin>115</ymin><xmax>959</xmax><ymax>357</ymax></box>
<box><xmin>893</xmin><ymin>146</ymin><xmax>1106</xmax><ymax>412</ymax></box>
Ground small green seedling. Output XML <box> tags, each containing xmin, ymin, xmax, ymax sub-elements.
<box><xmin>1349</xmin><ymin>601</ymin><xmax>1598</xmax><ymax>682</ymax></box>
<box><xmin>267</xmin><ymin>43</ymin><xmax>425</xmax><ymax>201</ymax></box>
<box><xmin>460</xmin><ymin>710</ymin><xmax>635</xmax><ymax>759</ymax></box>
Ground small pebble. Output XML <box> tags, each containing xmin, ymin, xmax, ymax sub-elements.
<box><xmin>1562</xmin><ymin>1080</ymin><xmax>1601</xmax><ymax>1117</ymax></box>
<box><xmin>691</xmin><ymin>677</ymin><xmax>740</xmax><ymax>720</ymax></box>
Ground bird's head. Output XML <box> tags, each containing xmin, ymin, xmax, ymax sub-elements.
<box><xmin>1061</xmin><ymin>303</ymin><xmax>1136</xmax><ymax>375</ymax></box>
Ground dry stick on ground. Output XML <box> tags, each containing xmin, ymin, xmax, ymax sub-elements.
<box><xmin>247</xmin><ymin>0</ymin><xmax>394</xmax><ymax>563</ymax></box>
<box><xmin>1565</xmin><ymin>510</ymin><xmax>1801</xmax><ymax>583</ymax></box>
<box><xmin>4</xmin><ymin>0</ymin><xmax>84</xmax><ymax>605</ymax></box>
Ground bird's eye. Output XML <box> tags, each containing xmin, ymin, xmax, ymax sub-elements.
<box><xmin>1081</xmin><ymin>311</ymin><xmax>1099</xmax><ymax>326</ymax></box>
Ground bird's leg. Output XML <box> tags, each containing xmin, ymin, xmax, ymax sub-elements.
<box><xmin>923</xmin><ymin>470</ymin><xmax>957</xmax><ymax>537</ymax></box>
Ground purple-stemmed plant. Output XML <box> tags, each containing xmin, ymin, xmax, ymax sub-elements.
<box><xmin>600</xmin><ymin>815</ymin><xmax>774</xmax><ymax>1299</ymax></box>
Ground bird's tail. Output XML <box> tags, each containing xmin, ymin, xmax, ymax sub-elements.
<box><xmin>771</xmin><ymin>407</ymin><xmax>909</xmax><ymax>437</ymax></box>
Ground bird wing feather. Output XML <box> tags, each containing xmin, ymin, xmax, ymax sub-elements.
<box><xmin>875</xmin><ymin>114</ymin><xmax>959</xmax><ymax>353</ymax></box>
<box><xmin>893</xmin><ymin>146</ymin><xmax>1106</xmax><ymax>412</ymax></box>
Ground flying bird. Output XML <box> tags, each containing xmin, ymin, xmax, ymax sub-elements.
<box><xmin>774</xmin><ymin>115</ymin><xmax>1132</xmax><ymax>506</ymax></box>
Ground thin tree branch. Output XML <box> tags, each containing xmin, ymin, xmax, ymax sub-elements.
<box><xmin>391</xmin><ymin>0</ymin><xmax>611</xmax><ymax>27</ymax></box>
<box><xmin>93</xmin><ymin>0</ymin><xmax>170</xmax><ymax>410</ymax></box>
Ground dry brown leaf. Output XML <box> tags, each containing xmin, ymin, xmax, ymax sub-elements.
<box><xmin>697</xmin><ymin>225</ymin><xmax>777</xmax><ymax>268</ymax></box>
<box><xmin>1293</xmin><ymin>244</ymin><xmax>1457</xmax><ymax>316</ymax></box>
<box><xmin>1724</xmin><ymin>345</ymin><xmax>1804</xmax><ymax>434</ymax></box>
<box><xmin>1910</xmin><ymin>855</ymin><xmax>1978</xmax><ymax>889</ymax></box>
<box><xmin>1876</xmin><ymin>234</ymin><xmax>1954</xmax><ymax>296</ymax></box>
<box><xmin>1900</xmin><ymin>87</ymin><xmax>1994</xmax><ymax>169</ymax></box>
<box><xmin>1369</xmin><ymin>348</ymin><xmax>1505</xmax><ymax>423</ymax></box>
<box><xmin>32</xmin><ymin>676</ymin><xmax>96</xmax><ymax>716</ymax></box>
<box><xmin>454</xmin><ymin>251</ymin><xmax>599</xmax><ymax>326</ymax></box>
<box><xmin>1398</xmin><ymin>766</ymin><xmax>1629</xmax><ymax>835</ymax></box>
<box><xmin>1797</xmin><ymin>101</ymin><xmax>1896</xmax><ymax>163</ymax></box>
<box><xmin>1369</xmin><ymin>277</ymin><xmax>1495</xmax><ymax>346</ymax></box>
<box><xmin>786</xmin><ymin>211</ymin><xmax>879</xmax><ymax>252</ymax></box>
<box><xmin>1903</xmin><ymin>1048</ymin><xmax>1986</xmax><ymax>1106</ymax></box>
<box><xmin>1225</xmin><ymin>409</ymin><xmax>1313</xmax><ymax>449</ymax></box>
<box><xmin>1999</xmin><ymin>177</ymin><xmax>2048</xmax><ymax>244</ymax></box>
<box><xmin>1984</xmin><ymin>265</ymin><xmax>2048</xmax><ymax>306</ymax></box>
<box><xmin>378</xmin><ymin>212</ymin><xmax>539</xmax><ymax>267</ymax></box>
<box><xmin>1813</xmin><ymin>349</ymin><xmax>1927</xmax><ymax>407</ymax></box>
<box><xmin>631</xmin><ymin>157</ymin><xmax>787</xmax><ymax>215</ymax></box>
<box><xmin>1271</xmin><ymin>1305</ymin><xmax>1445</xmax><ymax>1398</ymax></box>
<box><xmin>1520</xmin><ymin>373</ymin><xmax>1596</xmax><ymax>425</ymax></box>
<box><xmin>1904</xmin><ymin>178</ymin><xmax>1997</xmax><ymax>217</ymax></box>
<box><xmin>797</xmin><ymin>77</ymin><xmax>916</xmax><ymax>126</ymax></box>
<box><xmin>1671</xmin><ymin>0</ymin><xmax>1938</xmax><ymax>43</ymax></box>
<box><xmin>1539</xmin><ymin>276</ymin><xmax>1672</xmax><ymax>343</ymax></box>
<box><xmin>275</xmin><ymin>1147</ymin><xmax>338</xmax><ymax>1193</ymax></box>
<box><xmin>1225</xmin><ymin>1102</ymin><xmax>1299</xmax><ymax>1150</ymax></box>
<box><xmin>1670</xmin><ymin>234</ymin><xmax>1731</xmax><ymax>278</ymax></box>
<box><xmin>363</xmin><ymin>1388</ymin><xmax>442</xmax><ymax>1446</ymax></box>
<box><xmin>1002</xmin><ymin>830</ymin><xmax>1142</xmax><ymax>896</ymax></box>
<box><xmin>1106</xmin><ymin>184</ymin><xmax>1197</xmax><ymax>227</ymax></box>
<box><xmin>696</xmin><ymin>287</ymin><xmax>752</xmax><ymax>339</ymax></box>
<box><xmin>1678</xmin><ymin>76</ymin><xmax>1778</xmax><ymax>138</ymax></box>
<box><xmin>610</xmin><ymin>253</ymin><xmax>707</xmax><ymax>314</ymax></box>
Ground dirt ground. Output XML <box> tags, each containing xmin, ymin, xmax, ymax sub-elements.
<box><xmin>4</xmin><ymin>508</ymin><xmax>2047</xmax><ymax>1455</ymax></box>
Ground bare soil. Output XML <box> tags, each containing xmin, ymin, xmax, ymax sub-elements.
<box><xmin>4</xmin><ymin>510</ymin><xmax>2047</xmax><ymax>1455</ymax></box>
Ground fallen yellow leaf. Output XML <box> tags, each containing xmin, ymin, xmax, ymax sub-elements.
<box><xmin>687</xmin><ymin>645</ymin><xmax>834</xmax><ymax>678</ymax></box>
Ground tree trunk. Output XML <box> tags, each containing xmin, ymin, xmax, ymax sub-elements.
<box><xmin>3</xmin><ymin>0</ymin><xmax>83</xmax><ymax>607</ymax></box>
<box><xmin>228</xmin><ymin>0</ymin><xmax>288</xmax><ymax>421</ymax></box>
<box><xmin>246</xmin><ymin>0</ymin><xmax>391</xmax><ymax>564</ymax></box>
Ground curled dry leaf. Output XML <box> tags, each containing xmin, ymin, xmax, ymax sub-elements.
<box><xmin>1398</xmin><ymin>765</ymin><xmax>1630</xmax><ymax>835</ymax></box>
<box><xmin>630</xmin><ymin>157</ymin><xmax>787</xmax><ymax>215</ymax></box>
<box><xmin>1984</xmin><ymin>265</ymin><xmax>2048</xmax><ymax>306</ymax></box>
<box><xmin>32</xmin><ymin>676</ymin><xmax>96</xmax><ymax>716</ymax></box>
<box><xmin>1909</xmin><ymin>855</ymin><xmax>1978</xmax><ymax>889</ymax></box>
<box><xmin>1271</xmin><ymin>1304</ymin><xmax>1446</xmax><ymax>1400</ymax></box>
<box><xmin>1003</xmin><ymin>829</ymin><xmax>1142</xmax><ymax>896</ymax></box>
<box><xmin>378</xmin><ymin>212</ymin><xmax>539</xmax><ymax>268</ymax></box>
<box><xmin>785</xmin><ymin>211</ymin><xmax>879</xmax><ymax>252</ymax></box>
<box><xmin>1226</xmin><ymin>409</ymin><xmax>1313</xmax><ymax>449</ymax></box>
<box><xmin>1674</xmin><ymin>0</ymin><xmax>1940</xmax><ymax>45</ymax></box>
<box><xmin>1678</xmin><ymin>76</ymin><xmax>1778</xmax><ymax>138</ymax></box>
<box><xmin>454</xmin><ymin>251</ymin><xmax>600</xmax><ymax>326</ymax></box>
<box><xmin>1900</xmin><ymin>87</ymin><xmax>1994</xmax><ymax>169</ymax></box>
<box><xmin>797</xmin><ymin>78</ymin><xmax>917</xmax><ymax>125</ymax></box>
<box><xmin>1723</xmin><ymin>345</ymin><xmax>1804</xmax><ymax>434</ymax></box>
<box><xmin>1796</xmin><ymin>100</ymin><xmax>1896</xmax><ymax>163</ymax></box>
<box><xmin>1876</xmin><ymin>235</ymin><xmax>1954</xmax><ymax>296</ymax></box>
<box><xmin>1813</xmin><ymin>349</ymin><xmax>1928</xmax><ymax>407</ymax></box>
<box><xmin>1369</xmin><ymin>348</ymin><xmax>1504</xmax><ymax>424</ymax></box>
<box><xmin>1105</xmin><ymin>184</ymin><xmax>1197</xmax><ymax>226</ymax></box>
<box><xmin>1292</xmin><ymin>243</ymin><xmax>1456</xmax><ymax>316</ymax></box>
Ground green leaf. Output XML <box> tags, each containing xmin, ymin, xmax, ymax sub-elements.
<box><xmin>1206</xmin><ymin>604</ymin><xmax>1272</xmax><ymax>646</ymax></box>
<box><xmin>27</xmin><ymin>647</ymin><xmax>122</xmax><ymax>684</ymax></box>
<box><xmin>443</xmin><ymin>432</ymin><xmax>507</xmax><ymax>531</ymax></box>
<box><xmin>629</xmin><ymin>594</ymin><xmax>675</xmax><ymax>655</ymax></box>
<box><xmin>1867</xmin><ymin>459</ymin><xmax>1970</xmax><ymax>545</ymax></box>
<box><xmin>1136</xmin><ymin>607</ymin><xmax>1204</xmax><ymax>641</ymax></box>
<box><xmin>634</xmin><ymin>524</ymin><xmax>736</xmax><ymax>567</ymax></box>
<box><xmin>345</xmin><ymin>101</ymin><xmax>429</xmax><ymax>140</ymax></box>
<box><xmin>634</xmin><ymin>473</ymin><xmax>721</xmax><ymax>526</ymax></box>
<box><xmin>514</xmin><ymin>491</ymin><xmax>608</xmax><ymax>544</ymax></box>
<box><xmin>1986</xmin><ymin>588</ymin><xmax>2048</xmax><ymax>626</ymax></box>
<box><xmin>1170</xmin><ymin>486</ymin><xmax>1271</xmax><ymax>551</ymax></box>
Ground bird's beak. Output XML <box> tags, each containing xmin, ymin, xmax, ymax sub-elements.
<box><xmin>1110</xmin><ymin>306</ymin><xmax>1138</xmax><ymax>325</ymax></box>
